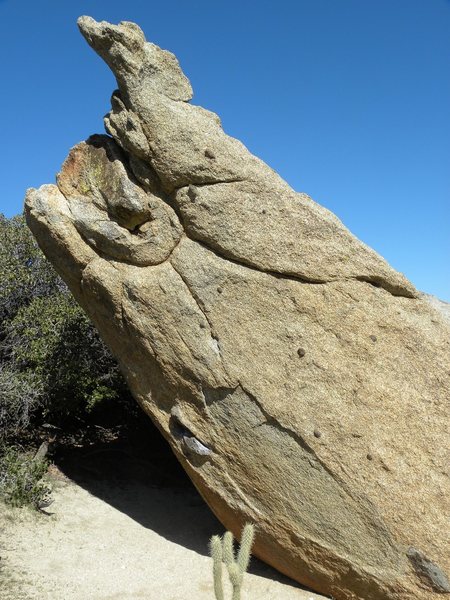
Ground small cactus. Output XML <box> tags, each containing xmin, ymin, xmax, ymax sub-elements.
<box><xmin>210</xmin><ymin>535</ymin><xmax>225</xmax><ymax>600</ymax></box>
<box><xmin>209</xmin><ymin>523</ymin><xmax>255</xmax><ymax>600</ymax></box>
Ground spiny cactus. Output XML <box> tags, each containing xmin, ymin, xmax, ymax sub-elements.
<box><xmin>210</xmin><ymin>523</ymin><xmax>255</xmax><ymax>600</ymax></box>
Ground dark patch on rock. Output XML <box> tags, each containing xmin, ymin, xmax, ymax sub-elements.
<box><xmin>407</xmin><ymin>547</ymin><xmax>450</xmax><ymax>593</ymax></box>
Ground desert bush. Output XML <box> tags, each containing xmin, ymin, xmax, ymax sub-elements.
<box><xmin>5</xmin><ymin>293</ymin><xmax>124</xmax><ymax>421</ymax></box>
<box><xmin>0</xmin><ymin>214</ymin><xmax>64</xmax><ymax>330</ymax></box>
<box><xmin>0</xmin><ymin>213</ymin><xmax>132</xmax><ymax>433</ymax></box>
<box><xmin>0</xmin><ymin>444</ymin><xmax>51</xmax><ymax>508</ymax></box>
<box><xmin>0</xmin><ymin>365</ymin><xmax>42</xmax><ymax>436</ymax></box>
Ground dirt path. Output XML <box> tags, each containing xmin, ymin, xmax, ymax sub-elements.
<box><xmin>0</xmin><ymin>454</ymin><xmax>328</xmax><ymax>600</ymax></box>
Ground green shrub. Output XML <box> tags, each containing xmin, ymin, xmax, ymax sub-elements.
<box><xmin>0</xmin><ymin>214</ymin><xmax>63</xmax><ymax>329</ymax></box>
<box><xmin>0</xmin><ymin>365</ymin><xmax>42</xmax><ymax>435</ymax></box>
<box><xmin>0</xmin><ymin>213</ymin><xmax>132</xmax><ymax>433</ymax></box>
<box><xmin>0</xmin><ymin>445</ymin><xmax>51</xmax><ymax>508</ymax></box>
<box><xmin>5</xmin><ymin>294</ymin><xmax>124</xmax><ymax>421</ymax></box>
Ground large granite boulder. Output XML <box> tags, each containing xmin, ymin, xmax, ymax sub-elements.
<box><xmin>25</xmin><ymin>17</ymin><xmax>449</xmax><ymax>600</ymax></box>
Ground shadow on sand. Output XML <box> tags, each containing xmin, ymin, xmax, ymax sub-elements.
<box><xmin>53</xmin><ymin>418</ymin><xmax>306</xmax><ymax>589</ymax></box>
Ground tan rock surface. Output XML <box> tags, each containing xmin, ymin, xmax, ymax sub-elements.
<box><xmin>25</xmin><ymin>16</ymin><xmax>450</xmax><ymax>600</ymax></box>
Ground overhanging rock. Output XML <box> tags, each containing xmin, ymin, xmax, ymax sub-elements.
<box><xmin>25</xmin><ymin>17</ymin><xmax>450</xmax><ymax>600</ymax></box>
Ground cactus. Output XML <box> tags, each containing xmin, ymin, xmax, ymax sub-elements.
<box><xmin>209</xmin><ymin>523</ymin><xmax>255</xmax><ymax>600</ymax></box>
<box><xmin>210</xmin><ymin>535</ymin><xmax>225</xmax><ymax>600</ymax></box>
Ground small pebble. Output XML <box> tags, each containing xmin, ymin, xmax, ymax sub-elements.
<box><xmin>370</xmin><ymin>335</ymin><xmax>377</xmax><ymax>342</ymax></box>
<box><xmin>366</xmin><ymin>453</ymin><xmax>373</xmax><ymax>461</ymax></box>
<box><xmin>204</xmin><ymin>148</ymin><xmax>215</xmax><ymax>159</ymax></box>
<box><xmin>297</xmin><ymin>347</ymin><xmax>306</xmax><ymax>358</ymax></box>
<box><xmin>313</xmin><ymin>429</ymin><xmax>322</xmax><ymax>439</ymax></box>
<box><xmin>217</xmin><ymin>286</ymin><xmax>223</xmax><ymax>294</ymax></box>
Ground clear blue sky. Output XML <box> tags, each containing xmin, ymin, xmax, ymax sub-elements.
<box><xmin>1</xmin><ymin>0</ymin><xmax>449</xmax><ymax>300</ymax></box>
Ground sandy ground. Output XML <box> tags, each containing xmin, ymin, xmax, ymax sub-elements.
<box><xmin>0</xmin><ymin>446</ymin><xmax>329</xmax><ymax>600</ymax></box>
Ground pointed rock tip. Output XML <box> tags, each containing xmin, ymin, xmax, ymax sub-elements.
<box><xmin>75</xmin><ymin>15</ymin><xmax>192</xmax><ymax>102</ymax></box>
<box><xmin>77</xmin><ymin>15</ymin><xmax>144</xmax><ymax>40</ymax></box>
<box><xmin>77</xmin><ymin>15</ymin><xmax>95</xmax><ymax>32</ymax></box>
<box><xmin>77</xmin><ymin>15</ymin><xmax>92</xmax><ymax>26</ymax></box>
<box><xmin>77</xmin><ymin>15</ymin><xmax>98</xmax><ymax>44</ymax></box>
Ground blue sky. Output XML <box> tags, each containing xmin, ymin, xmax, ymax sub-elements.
<box><xmin>0</xmin><ymin>0</ymin><xmax>449</xmax><ymax>299</ymax></box>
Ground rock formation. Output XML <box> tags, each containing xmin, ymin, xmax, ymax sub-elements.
<box><xmin>25</xmin><ymin>17</ymin><xmax>450</xmax><ymax>600</ymax></box>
